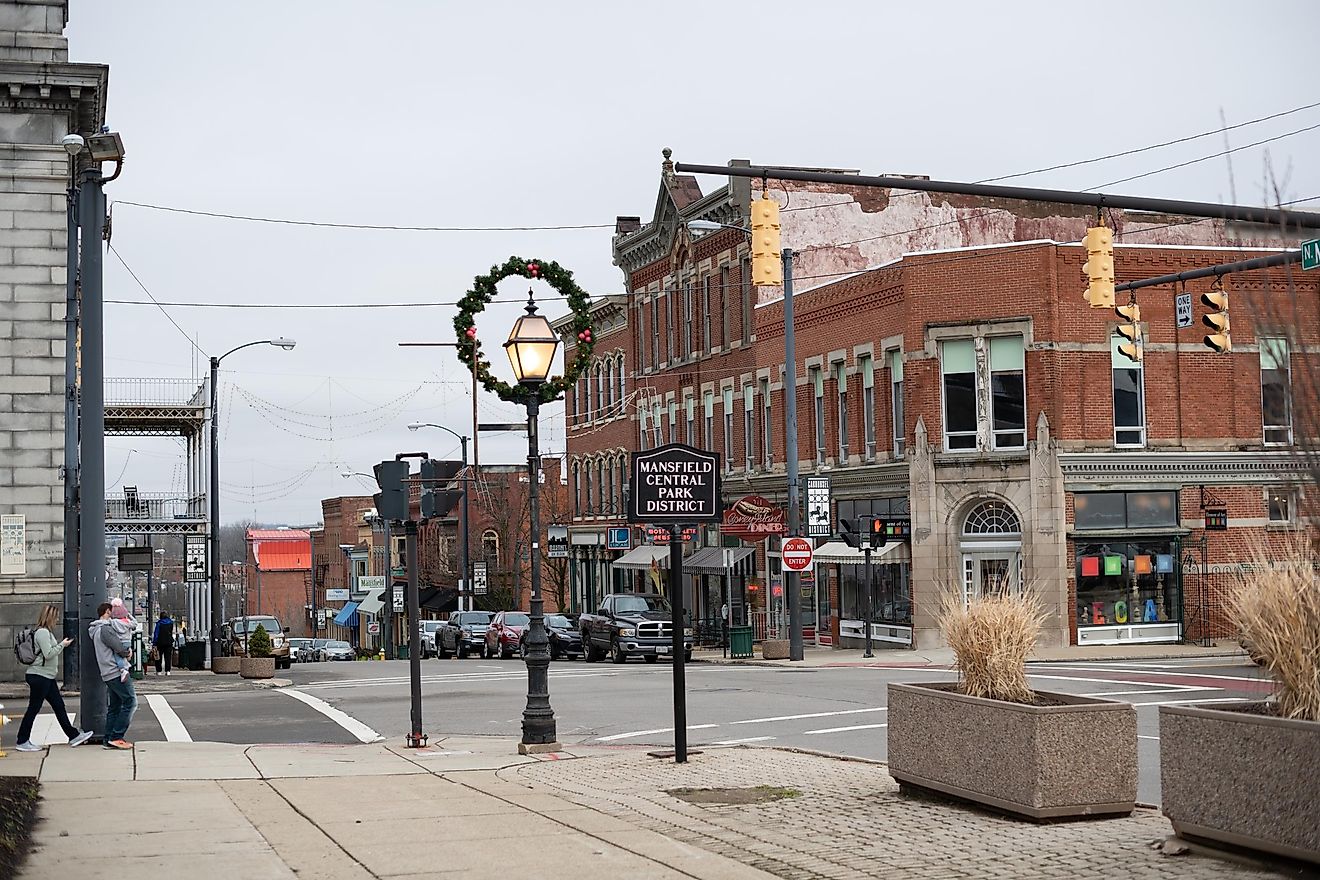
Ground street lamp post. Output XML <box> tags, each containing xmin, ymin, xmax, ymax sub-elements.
<box><xmin>209</xmin><ymin>338</ymin><xmax>295</xmax><ymax>665</ymax></box>
<box><xmin>503</xmin><ymin>294</ymin><xmax>561</xmax><ymax>753</ymax></box>
<box><xmin>407</xmin><ymin>423</ymin><xmax>470</xmax><ymax>618</ymax></box>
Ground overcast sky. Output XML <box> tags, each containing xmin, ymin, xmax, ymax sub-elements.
<box><xmin>66</xmin><ymin>0</ymin><xmax>1319</xmax><ymax>525</ymax></box>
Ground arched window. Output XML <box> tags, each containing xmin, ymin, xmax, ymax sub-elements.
<box><xmin>963</xmin><ymin>500</ymin><xmax>1022</xmax><ymax>537</ymax></box>
<box><xmin>596</xmin><ymin>459</ymin><xmax>606</xmax><ymax>514</ymax></box>
<box><xmin>584</xmin><ymin>460</ymin><xmax>594</xmax><ymax>513</ymax></box>
<box><xmin>584</xmin><ymin>367</ymin><xmax>593</xmax><ymax>421</ymax></box>
<box><xmin>482</xmin><ymin>529</ymin><xmax>500</xmax><ymax>573</ymax></box>
<box><xmin>617</xmin><ymin>357</ymin><xmax>626</xmax><ymax>409</ymax></box>
<box><xmin>572</xmin><ymin>461</ymin><xmax>581</xmax><ymax>519</ymax></box>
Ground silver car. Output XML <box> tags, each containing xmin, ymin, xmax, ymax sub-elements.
<box><xmin>322</xmin><ymin>639</ymin><xmax>355</xmax><ymax>661</ymax></box>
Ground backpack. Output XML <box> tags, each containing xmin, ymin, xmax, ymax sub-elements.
<box><xmin>14</xmin><ymin>628</ymin><xmax>38</xmax><ymax>666</ymax></box>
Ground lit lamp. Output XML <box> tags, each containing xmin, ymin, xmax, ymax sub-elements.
<box><xmin>506</xmin><ymin>292</ymin><xmax>561</xmax><ymax>753</ymax></box>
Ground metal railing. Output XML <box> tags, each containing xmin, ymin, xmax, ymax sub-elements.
<box><xmin>105</xmin><ymin>378</ymin><xmax>207</xmax><ymax>407</ymax></box>
<box><xmin>105</xmin><ymin>493</ymin><xmax>206</xmax><ymax>521</ymax></box>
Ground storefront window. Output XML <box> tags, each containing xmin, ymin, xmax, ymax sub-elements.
<box><xmin>1076</xmin><ymin>541</ymin><xmax>1181</xmax><ymax>628</ymax></box>
<box><xmin>1075</xmin><ymin>491</ymin><xmax>1177</xmax><ymax>530</ymax></box>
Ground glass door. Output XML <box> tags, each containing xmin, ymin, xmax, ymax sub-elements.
<box><xmin>961</xmin><ymin>552</ymin><xmax>1020</xmax><ymax>603</ymax></box>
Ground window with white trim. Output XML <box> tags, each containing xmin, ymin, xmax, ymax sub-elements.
<box><xmin>636</xmin><ymin>302</ymin><xmax>646</xmax><ymax>372</ymax></box>
<box><xmin>704</xmin><ymin>391</ymin><xmax>715</xmax><ymax>449</ymax></box>
<box><xmin>860</xmin><ymin>354</ymin><xmax>876</xmax><ymax>461</ymax></box>
<box><xmin>596</xmin><ymin>362</ymin><xmax>605</xmax><ymax>416</ymax></box>
<box><xmin>701</xmin><ymin>277</ymin><xmax>711</xmax><ymax>353</ymax></box>
<box><xmin>649</xmin><ymin>295</ymin><xmax>659</xmax><ymax>369</ymax></box>
<box><xmin>723</xmin><ymin>387</ymin><xmax>735</xmax><ymax>473</ymax></box>
<box><xmin>612</xmin><ymin>458</ymin><xmax>622</xmax><ymax>514</ymax></box>
<box><xmin>889</xmin><ymin>350</ymin><xmax>904</xmax><ymax>457</ymax></box>
<box><xmin>744</xmin><ymin>385</ymin><xmax>755</xmax><ymax>470</ymax></box>
<box><xmin>760</xmin><ymin>377</ymin><xmax>772</xmax><ymax>469</ymax></box>
<box><xmin>811</xmin><ymin>366</ymin><xmax>826</xmax><ymax>465</ymax></box>
<box><xmin>584</xmin><ymin>462</ymin><xmax>594</xmax><ymax>513</ymax></box>
<box><xmin>1111</xmin><ymin>332</ymin><xmax>1145</xmax><ymax>447</ymax></box>
<box><xmin>652</xmin><ymin>401</ymin><xmax>662</xmax><ymax>448</ymax></box>
<box><xmin>1267</xmin><ymin>488</ymin><xmax>1295</xmax><ymax>523</ymax></box>
<box><xmin>638</xmin><ymin>406</ymin><xmax>648</xmax><ymax>451</ymax></box>
<box><xmin>596</xmin><ymin>460</ymin><xmax>605</xmax><ymax>514</ymax></box>
<box><xmin>720</xmin><ymin>266</ymin><xmax>730</xmax><ymax>348</ymax></box>
<box><xmin>573</xmin><ymin>377</ymin><xmax>582</xmax><ymax>427</ymax></box>
<box><xmin>1261</xmin><ymin>337</ymin><xmax>1292</xmax><ymax>445</ymax></box>
<box><xmin>666</xmin><ymin>289</ymin><xmax>675</xmax><ymax>363</ymax></box>
<box><xmin>989</xmin><ymin>336</ymin><xmax>1026</xmax><ymax>450</ymax></box>
<box><xmin>685</xmin><ymin>396</ymin><xmax>695</xmax><ymax>446</ymax></box>
<box><xmin>584</xmin><ymin>367</ymin><xmax>593</xmax><ymax>422</ymax></box>
<box><xmin>668</xmin><ymin>400</ymin><xmax>677</xmax><ymax>445</ymax></box>
<box><xmin>741</xmin><ymin>256</ymin><xmax>753</xmax><ymax>343</ymax></box>
<box><xmin>683</xmin><ymin>283</ymin><xmax>692</xmax><ymax>359</ymax></box>
<box><xmin>834</xmin><ymin>361</ymin><xmax>848</xmax><ymax>463</ymax></box>
<box><xmin>616</xmin><ymin>358</ymin><xmax>626</xmax><ymax>410</ymax></box>
<box><xmin>941</xmin><ymin>340</ymin><xmax>977</xmax><ymax>451</ymax></box>
<box><xmin>573</xmin><ymin>463</ymin><xmax>581</xmax><ymax>518</ymax></box>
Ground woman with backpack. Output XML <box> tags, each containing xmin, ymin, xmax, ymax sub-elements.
<box><xmin>14</xmin><ymin>604</ymin><xmax>93</xmax><ymax>751</ymax></box>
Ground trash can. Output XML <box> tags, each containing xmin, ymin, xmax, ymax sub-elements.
<box><xmin>181</xmin><ymin>640</ymin><xmax>206</xmax><ymax>671</ymax></box>
<box><xmin>397</xmin><ymin>643</ymin><xmax>409</xmax><ymax>660</ymax></box>
<box><xmin>130</xmin><ymin>631</ymin><xmax>146</xmax><ymax>680</ymax></box>
<box><xmin>729</xmin><ymin>625</ymin><xmax>754</xmax><ymax>659</ymax></box>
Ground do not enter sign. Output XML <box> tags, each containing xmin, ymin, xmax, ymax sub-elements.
<box><xmin>782</xmin><ymin>537</ymin><xmax>814</xmax><ymax>572</ymax></box>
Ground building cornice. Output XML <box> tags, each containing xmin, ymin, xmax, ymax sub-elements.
<box><xmin>1060</xmin><ymin>451</ymin><xmax>1305</xmax><ymax>488</ymax></box>
<box><xmin>0</xmin><ymin>60</ymin><xmax>107</xmax><ymax>134</ymax></box>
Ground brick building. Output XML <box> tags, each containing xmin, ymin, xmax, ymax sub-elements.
<box><xmin>243</xmin><ymin>529</ymin><xmax>312</xmax><ymax>637</ymax></box>
<box><xmin>561</xmin><ymin>152</ymin><xmax>1316</xmax><ymax>650</ymax></box>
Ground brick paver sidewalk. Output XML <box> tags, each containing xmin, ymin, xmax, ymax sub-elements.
<box><xmin>511</xmin><ymin>747</ymin><xmax>1273</xmax><ymax>880</ymax></box>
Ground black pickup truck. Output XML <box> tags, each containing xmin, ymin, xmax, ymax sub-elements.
<box><xmin>579</xmin><ymin>593</ymin><xmax>693</xmax><ymax>664</ymax></box>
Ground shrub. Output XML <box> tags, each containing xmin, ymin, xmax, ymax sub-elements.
<box><xmin>940</xmin><ymin>587</ymin><xmax>1045</xmax><ymax>704</ymax></box>
<box><xmin>248</xmin><ymin>624</ymin><xmax>273</xmax><ymax>658</ymax></box>
<box><xmin>1232</xmin><ymin>535</ymin><xmax>1320</xmax><ymax>722</ymax></box>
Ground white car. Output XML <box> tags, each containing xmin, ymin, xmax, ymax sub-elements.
<box><xmin>419</xmin><ymin>620</ymin><xmax>445</xmax><ymax>658</ymax></box>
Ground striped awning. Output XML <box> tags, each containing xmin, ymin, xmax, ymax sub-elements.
<box><xmin>612</xmin><ymin>545</ymin><xmax>671</xmax><ymax>570</ymax></box>
<box><xmin>812</xmin><ymin>540</ymin><xmax>911</xmax><ymax>565</ymax></box>
<box><xmin>333</xmin><ymin>602</ymin><xmax>360</xmax><ymax>627</ymax></box>
<box><xmin>682</xmin><ymin>546</ymin><xmax>756</xmax><ymax>575</ymax></box>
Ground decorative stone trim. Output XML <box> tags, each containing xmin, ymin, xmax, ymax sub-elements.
<box><xmin>1060</xmin><ymin>452</ymin><xmax>1303</xmax><ymax>486</ymax></box>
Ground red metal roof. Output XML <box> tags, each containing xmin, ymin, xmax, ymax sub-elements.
<box><xmin>253</xmin><ymin>541</ymin><xmax>311</xmax><ymax>572</ymax></box>
<box><xmin>246</xmin><ymin>529</ymin><xmax>311</xmax><ymax>541</ymax></box>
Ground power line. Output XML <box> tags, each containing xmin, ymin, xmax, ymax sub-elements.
<box><xmin>113</xmin><ymin>200</ymin><xmax>613</xmax><ymax>232</ymax></box>
<box><xmin>108</xmin><ymin>244</ymin><xmax>207</xmax><ymax>356</ymax></box>
<box><xmin>105</xmin><ymin>294</ymin><xmax>571</xmax><ymax>309</ymax></box>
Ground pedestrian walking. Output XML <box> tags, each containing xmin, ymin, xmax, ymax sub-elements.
<box><xmin>90</xmin><ymin>602</ymin><xmax>135</xmax><ymax>750</ymax></box>
<box><xmin>13</xmin><ymin>605</ymin><xmax>94</xmax><ymax>751</ymax></box>
<box><xmin>152</xmin><ymin>611</ymin><xmax>175</xmax><ymax>675</ymax></box>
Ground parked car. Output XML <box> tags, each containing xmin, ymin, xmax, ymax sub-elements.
<box><xmin>485</xmin><ymin>611</ymin><xmax>530</xmax><ymax>659</ymax></box>
<box><xmin>309</xmin><ymin>638</ymin><xmax>330</xmax><ymax>662</ymax></box>
<box><xmin>580</xmin><ymin>594</ymin><xmax>692</xmax><ymax>664</ymax></box>
<box><xmin>519</xmin><ymin>614</ymin><xmax>582</xmax><ymax>660</ymax></box>
<box><xmin>221</xmin><ymin>615</ymin><xmax>293</xmax><ymax>670</ymax></box>
<box><xmin>419</xmin><ymin>620</ymin><xmax>445</xmax><ymax>658</ymax></box>
<box><xmin>322</xmin><ymin>639</ymin><xmax>355</xmax><ymax>661</ymax></box>
<box><xmin>437</xmin><ymin>611</ymin><xmax>493</xmax><ymax>658</ymax></box>
<box><xmin>288</xmin><ymin>638</ymin><xmax>314</xmax><ymax>663</ymax></box>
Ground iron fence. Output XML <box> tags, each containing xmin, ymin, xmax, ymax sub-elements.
<box><xmin>104</xmin><ymin>377</ymin><xmax>207</xmax><ymax>406</ymax></box>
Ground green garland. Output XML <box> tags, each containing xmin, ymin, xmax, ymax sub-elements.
<box><xmin>453</xmin><ymin>256</ymin><xmax>594</xmax><ymax>403</ymax></box>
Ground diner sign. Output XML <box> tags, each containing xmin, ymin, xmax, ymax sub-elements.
<box><xmin>722</xmin><ymin>494</ymin><xmax>787</xmax><ymax>542</ymax></box>
<box><xmin>628</xmin><ymin>444</ymin><xmax>721</xmax><ymax>523</ymax></box>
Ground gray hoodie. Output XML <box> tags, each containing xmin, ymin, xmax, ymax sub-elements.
<box><xmin>89</xmin><ymin>618</ymin><xmax>131</xmax><ymax>682</ymax></box>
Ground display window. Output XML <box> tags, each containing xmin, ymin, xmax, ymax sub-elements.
<box><xmin>1076</xmin><ymin>541</ymin><xmax>1180</xmax><ymax>627</ymax></box>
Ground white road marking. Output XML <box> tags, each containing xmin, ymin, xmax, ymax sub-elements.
<box><xmin>298</xmin><ymin>670</ymin><xmax>621</xmax><ymax>691</ymax></box>
<box><xmin>280</xmin><ymin>689</ymin><xmax>383</xmax><ymax>743</ymax></box>
<box><xmin>595</xmin><ymin>724</ymin><xmax>719</xmax><ymax>742</ymax></box>
<box><xmin>28</xmin><ymin>713</ymin><xmax>76</xmax><ymax>746</ymax></box>
<box><xmin>1126</xmin><ymin>697</ymin><xmax>1251</xmax><ymax>707</ymax></box>
<box><xmin>804</xmin><ymin>723</ymin><xmax>888</xmax><ymax>735</ymax></box>
<box><xmin>730</xmin><ymin>707</ymin><xmax>886</xmax><ymax>725</ymax></box>
<box><xmin>1087</xmin><ymin>688</ymin><xmax>1219</xmax><ymax>696</ymax></box>
<box><xmin>146</xmin><ymin>695</ymin><xmax>192</xmax><ymax>742</ymax></box>
<box><xmin>1029</xmin><ymin>664</ymin><xmax>1267</xmax><ymax>684</ymax></box>
<box><xmin>1025</xmin><ymin>673</ymin><xmax>1214</xmax><ymax>689</ymax></box>
<box><xmin>711</xmin><ymin>736</ymin><xmax>776</xmax><ymax>745</ymax></box>
<box><xmin>1138</xmin><ymin>735</ymin><xmax>1160</xmax><ymax>740</ymax></box>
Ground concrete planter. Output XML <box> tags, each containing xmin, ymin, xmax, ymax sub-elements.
<box><xmin>239</xmin><ymin>656</ymin><xmax>275</xmax><ymax>679</ymax></box>
<box><xmin>1160</xmin><ymin>703</ymin><xmax>1319</xmax><ymax>864</ymax></box>
<box><xmin>887</xmin><ymin>681</ymin><xmax>1137</xmax><ymax>820</ymax></box>
<box><xmin>760</xmin><ymin>639</ymin><xmax>790</xmax><ymax>660</ymax></box>
<box><xmin>211</xmin><ymin>656</ymin><xmax>241</xmax><ymax>675</ymax></box>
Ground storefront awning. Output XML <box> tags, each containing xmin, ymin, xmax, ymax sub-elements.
<box><xmin>812</xmin><ymin>540</ymin><xmax>911</xmax><ymax>565</ymax></box>
<box><xmin>333</xmin><ymin>602</ymin><xmax>360</xmax><ymax>627</ymax></box>
<box><xmin>357</xmin><ymin>591</ymin><xmax>384</xmax><ymax>617</ymax></box>
<box><xmin>683</xmin><ymin>546</ymin><xmax>756</xmax><ymax>575</ymax></box>
<box><xmin>612</xmin><ymin>545</ymin><xmax>671</xmax><ymax>570</ymax></box>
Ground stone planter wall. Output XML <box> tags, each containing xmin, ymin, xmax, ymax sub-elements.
<box><xmin>760</xmin><ymin>639</ymin><xmax>790</xmax><ymax>660</ymax></box>
<box><xmin>239</xmin><ymin>656</ymin><xmax>276</xmax><ymax>679</ymax></box>
<box><xmin>1160</xmin><ymin>703</ymin><xmax>1319</xmax><ymax>864</ymax></box>
<box><xmin>211</xmin><ymin>656</ymin><xmax>241</xmax><ymax>674</ymax></box>
<box><xmin>887</xmin><ymin>681</ymin><xmax>1137</xmax><ymax>820</ymax></box>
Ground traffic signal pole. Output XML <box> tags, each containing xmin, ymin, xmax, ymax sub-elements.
<box><xmin>781</xmin><ymin>248</ymin><xmax>804</xmax><ymax>663</ymax></box>
<box><xmin>404</xmin><ymin>517</ymin><xmax>424</xmax><ymax>748</ymax></box>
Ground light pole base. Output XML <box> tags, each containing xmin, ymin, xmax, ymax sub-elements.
<box><xmin>517</xmin><ymin>740</ymin><xmax>563</xmax><ymax>755</ymax></box>
<box><xmin>406</xmin><ymin>732</ymin><xmax>428</xmax><ymax>749</ymax></box>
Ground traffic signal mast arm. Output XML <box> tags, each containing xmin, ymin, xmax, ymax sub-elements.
<box><xmin>1115</xmin><ymin>249</ymin><xmax>1302</xmax><ymax>292</ymax></box>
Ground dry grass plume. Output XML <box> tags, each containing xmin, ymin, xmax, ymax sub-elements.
<box><xmin>940</xmin><ymin>586</ymin><xmax>1046</xmax><ymax>704</ymax></box>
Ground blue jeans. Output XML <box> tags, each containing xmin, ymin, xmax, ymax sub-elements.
<box><xmin>104</xmin><ymin>676</ymin><xmax>136</xmax><ymax>742</ymax></box>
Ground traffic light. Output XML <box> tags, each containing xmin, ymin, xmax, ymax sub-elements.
<box><xmin>839</xmin><ymin>518</ymin><xmax>862</xmax><ymax>549</ymax></box>
<box><xmin>373</xmin><ymin>460</ymin><xmax>409</xmax><ymax>522</ymax></box>
<box><xmin>749</xmin><ymin>195</ymin><xmax>783</xmax><ymax>286</ymax></box>
<box><xmin>870</xmin><ymin>518</ymin><xmax>889</xmax><ymax>548</ymax></box>
<box><xmin>1114</xmin><ymin>301</ymin><xmax>1142</xmax><ymax>363</ymax></box>
<box><xmin>1201</xmin><ymin>278</ymin><xmax>1231</xmax><ymax>353</ymax></box>
<box><xmin>419</xmin><ymin>459</ymin><xmax>464</xmax><ymax>520</ymax></box>
<box><xmin>1082</xmin><ymin>225</ymin><xmax>1115</xmax><ymax>309</ymax></box>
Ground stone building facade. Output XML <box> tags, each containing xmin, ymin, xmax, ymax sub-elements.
<box><xmin>562</xmin><ymin>152</ymin><xmax>1316</xmax><ymax>649</ymax></box>
<box><xmin>0</xmin><ymin>0</ymin><xmax>107</xmax><ymax>679</ymax></box>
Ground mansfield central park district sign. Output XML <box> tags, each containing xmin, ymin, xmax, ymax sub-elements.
<box><xmin>628</xmin><ymin>444</ymin><xmax>722</xmax><ymax>523</ymax></box>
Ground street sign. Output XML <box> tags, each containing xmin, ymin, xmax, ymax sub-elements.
<box><xmin>628</xmin><ymin>443</ymin><xmax>722</xmax><ymax>523</ymax></box>
<box><xmin>356</xmin><ymin>575</ymin><xmax>386</xmax><ymax>594</ymax></box>
<box><xmin>1175</xmin><ymin>292</ymin><xmax>1193</xmax><ymax>329</ymax></box>
<box><xmin>117</xmin><ymin>545</ymin><xmax>154</xmax><ymax>572</ymax></box>
<box><xmin>1205</xmin><ymin>508</ymin><xmax>1229</xmax><ymax>531</ymax></box>
<box><xmin>1302</xmin><ymin>238</ymin><xmax>1320</xmax><ymax>271</ymax></box>
<box><xmin>606</xmin><ymin>527</ymin><xmax>631</xmax><ymax>550</ymax></box>
<box><xmin>547</xmin><ymin>524</ymin><xmax>569</xmax><ymax>559</ymax></box>
<box><xmin>473</xmin><ymin>562</ymin><xmax>487</xmax><ymax>595</ymax></box>
<box><xmin>806</xmin><ymin>477</ymin><xmax>832</xmax><ymax>538</ymax></box>
<box><xmin>185</xmin><ymin>536</ymin><xmax>208</xmax><ymax>582</ymax></box>
<box><xmin>326</xmin><ymin>588</ymin><xmax>350</xmax><ymax>601</ymax></box>
<box><xmin>646</xmin><ymin>525</ymin><xmax>698</xmax><ymax>544</ymax></box>
<box><xmin>721</xmin><ymin>495</ymin><xmax>786</xmax><ymax>542</ymax></box>
<box><xmin>366</xmin><ymin>621</ymin><xmax>381</xmax><ymax>636</ymax></box>
<box><xmin>393</xmin><ymin>587</ymin><xmax>404</xmax><ymax>612</ymax></box>
<box><xmin>782</xmin><ymin>537</ymin><xmax>814</xmax><ymax>572</ymax></box>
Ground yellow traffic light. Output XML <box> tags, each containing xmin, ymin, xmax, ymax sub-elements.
<box><xmin>1201</xmin><ymin>279</ymin><xmax>1231</xmax><ymax>353</ymax></box>
<box><xmin>1082</xmin><ymin>225</ymin><xmax>1115</xmax><ymax>309</ymax></box>
<box><xmin>749</xmin><ymin>196</ymin><xmax>783</xmax><ymax>286</ymax></box>
<box><xmin>1114</xmin><ymin>301</ymin><xmax>1142</xmax><ymax>363</ymax></box>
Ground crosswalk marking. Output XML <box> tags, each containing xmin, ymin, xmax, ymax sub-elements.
<box><xmin>280</xmin><ymin>688</ymin><xmax>383</xmax><ymax>743</ymax></box>
<box><xmin>146</xmin><ymin>695</ymin><xmax>192</xmax><ymax>742</ymax></box>
<box><xmin>804</xmin><ymin>722</ymin><xmax>887</xmax><ymax>735</ymax></box>
<box><xmin>596</xmin><ymin>724</ymin><xmax>718</xmax><ymax>742</ymax></box>
<box><xmin>730</xmin><ymin>706</ymin><xmax>886</xmax><ymax>725</ymax></box>
<box><xmin>712</xmin><ymin>736</ymin><xmax>775</xmax><ymax>745</ymax></box>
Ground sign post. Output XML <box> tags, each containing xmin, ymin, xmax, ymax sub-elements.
<box><xmin>628</xmin><ymin>443</ymin><xmax>721</xmax><ymax>764</ymax></box>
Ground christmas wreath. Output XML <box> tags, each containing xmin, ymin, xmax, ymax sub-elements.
<box><xmin>453</xmin><ymin>256</ymin><xmax>594</xmax><ymax>403</ymax></box>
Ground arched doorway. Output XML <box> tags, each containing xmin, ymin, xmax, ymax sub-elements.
<box><xmin>959</xmin><ymin>499</ymin><xmax>1023</xmax><ymax>602</ymax></box>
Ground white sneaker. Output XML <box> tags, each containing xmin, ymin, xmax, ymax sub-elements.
<box><xmin>15</xmin><ymin>741</ymin><xmax>42</xmax><ymax>752</ymax></box>
<box><xmin>69</xmin><ymin>730</ymin><xmax>94</xmax><ymax>747</ymax></box>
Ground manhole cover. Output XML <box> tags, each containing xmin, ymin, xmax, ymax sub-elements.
<box><xmin>666</xmin><ymin>785</ymin><xmax>800</xmax><ymax>805</ymax></box>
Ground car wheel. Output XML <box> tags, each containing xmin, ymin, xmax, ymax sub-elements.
<box><xmin>501</xmin><ymin>644</ymin><xmax>513</xmax><ymax>660</ymax></box>
<box><xmin>437</xmin><ymin>641</ymin><xmax>450</xmax><ymax>659</ymax></box>
<box><xmin>644</xmin><ymin>654</ymin><xmax>658</xmax><ymax>664</ymax></box>
<box><xmin>480</xmin><ymin>642</ymin><xmax>489</xmax><ymax>659</ymax></box>
<box><xmin>550</xmin><ymin>641</ymin><xmax>560</xmax><ymax>661</ymax></box>
<box><xmin>611</xmin><ymin>640</ymin><xmax>627</xmax><ymax>664</ymax></box>
<box><xmin>583</xmin><ymin>639</ymin><xmax>598</xmax><ymax>662</ymax></box>
<box><xmin>457</xmin><ymin>643</ymin><xmax>468</xmax><ymax>659</ymax></box>
<box><xmin>520</xmin><ymin>641</ymin><xmax>529</xmax><ymax>659</ymax></box>
<box><xmin>684</xmin><ymin>650</ymin><xmax>692</xmax><ymax>663</ymax></box>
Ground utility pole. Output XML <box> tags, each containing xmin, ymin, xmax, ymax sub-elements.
<box><xmin>61</xmin><ymin>153</ymin><xmax>80</xmax><ymax>688</ymax></box>
<box><xmin>782</xmin><ymin>247</ymin><xmax>804</xmax><ymax>662</ymax></box>
<box><xmin>404</xmin><ymin>517</ymin><xmax>424</xmax><ymax>746</ymax></box>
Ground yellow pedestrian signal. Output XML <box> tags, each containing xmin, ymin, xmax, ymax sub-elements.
<box><xmin>1114</xmin><ymin>301</ymin><xmax>1142</xmax><ymax>363</ymax></box>
<box><xmin>1082</xmin><ymin>226</ymin><xmax>1115</xmax><ymax>309</ymax></box>
<box><xmin>749</xmin><ymin>196</ymin><xmax>783</xmax><ymax>286</ymax></box>
<box><xmin>1201</xmin><ymin>279</ymin><xmax>1231</xmax><ymax>353</ymax></box>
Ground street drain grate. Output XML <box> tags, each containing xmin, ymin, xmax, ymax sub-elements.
<box><xmin>666</xmin><ymin>785</ymin><xmax>801</xmax><ymax>805</ymax></box>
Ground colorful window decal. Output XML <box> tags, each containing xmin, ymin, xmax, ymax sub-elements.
<box><xmin>1080</xmin><ymin>556</ymin><xmax>1100</xmax><ymax>578</ymax></box>
<box><xmin>1134</xmin><ymin>555</ymin><xmax>1153</xmax><ymax>575</ymax></box>
<box><xmin>1103</xmin><ymin>555</ymin><xmax>1123</xmax><ymax>576</ymax></box>
<box><xmin>1155</xmin><ymin>554</ymin><xmax>1174</xmax><ymax>574</ymax></box>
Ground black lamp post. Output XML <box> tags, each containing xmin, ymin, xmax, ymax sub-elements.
<box><xmin>504</xmin><ymin>293</ymin><xmax>561</xmax><ymax>753</ymax></box>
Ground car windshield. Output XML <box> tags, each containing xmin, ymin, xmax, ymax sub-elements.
<box><xmin>327</xmin><ymin>641</ymin><xmax>350</xmax><ymax>649</ymax></box>
<box><xmin>289</xmin><ymin>639</ymin><xmax>311</xmax><ymax>647</ymax></box>
<box><xmin>422</xmin><ymin>622</ymin><xmax>443</xmax><ymax>632</ymax></box>
<box><xmin>545</xmin><ymin>615</ymin><xmax>572</xmax><ymax>628</ymax></box>
<box><xmin>234</xmin><ymin>617</ymin><xmax>281</xmax><ymax>634</ymax></box>
<box><xmin>312</xmin><ymin>639</ymin><xmax>329</xmax><ymax>648</ymax></box>
<box><xmin>503</xmin><ymin>613</ymin><xmax>530</xmax><ymax>626</ymax></box>
<box><xmin>614</xmin><ymin>595</ymin><xmax>670</xmax><ymax>614</ymax></box>
<box><xmin>459</xmin><ymin>612</ymin><xmax>492</xmax><ymax>625</ymax></box>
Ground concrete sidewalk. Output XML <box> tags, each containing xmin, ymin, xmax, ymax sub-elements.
<box><xmin>695</xmin><ymin>638</ymin><xmax>1249</xmax><ymax>668</ymax></box>
<box><xmin>5</xmin><ymin>736</ymin><xmax>1273</xmax><ymax>880</ymax></box>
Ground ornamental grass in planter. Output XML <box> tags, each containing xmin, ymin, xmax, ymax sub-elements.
<box><xmin>887</xmin><ymin>587</ymin><xmax>1137</xmax><ymax>820</ymax></box>
<box><xmin>1159</xmin><ymin>534</ymin><xmax>1320</xmax><ymax>864</ymax></box>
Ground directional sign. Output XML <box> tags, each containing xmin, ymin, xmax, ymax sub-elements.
<box><xmin>1175</xmin><ymin>292</ymin><xmax>1193</xmax><ymax>329</ymax></box>
<box><xmin>185</xmin><ymin>536</ymin><xmax>208</xmax><ymax>582</ymax></box>
<box><xmin>629</xmin><ymin>443</ymin><xmax>722</xmax><ymax>523</ymax></box>
<box><xmin>1302</xmin><ymin>238</ymin><xmax>1320</xmax><ymax>272</ymax></box>
<box><xmin>782</xmin><ymin>537</ymin><xmax>814</xmax><ymax>572</ymax></box>
<box><xmin>806</xmin><ymin>476</ymin><xmax>832</xmax><ymax>538</ymax></box>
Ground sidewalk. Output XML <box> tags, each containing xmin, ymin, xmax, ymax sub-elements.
<box><xmin>694</xmin><ymin>639</ymin><xmax>1249</xmax><ymax>668</ymax></box>
<box><xmin>3</xmin><ymin>736</ymin><xmax>1274</xmax><ymax>880</ymax></box>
